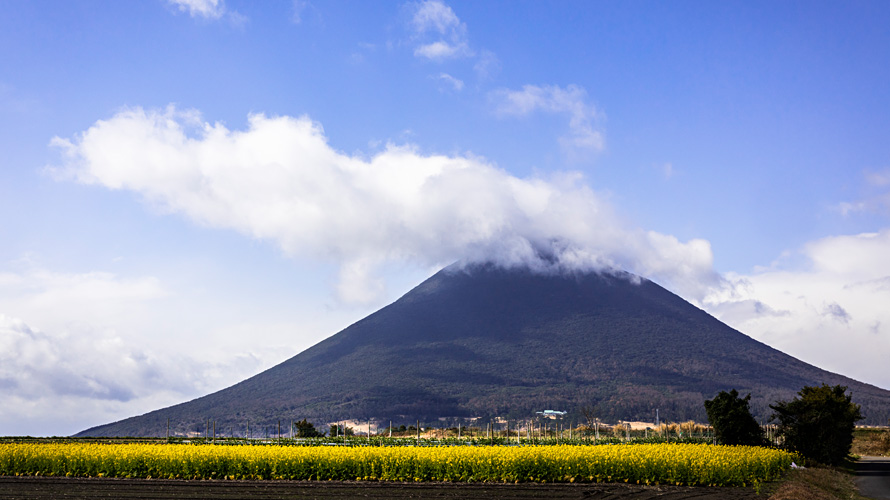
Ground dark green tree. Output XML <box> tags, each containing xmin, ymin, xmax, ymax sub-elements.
<box><xmin>329</xmin><ymin>423</ymin><xmax>354</xmax><ymax>437</ymax></box>
<box><xmin>704</xmin><ymin>389</ymin><xmax>765</xmax><ymax>446</ymax></box>
<box><xmin>770</xmin><ymin>384</ymin><xmax>863</xmax><ymax>465</ymax></box>
<box><xmin>294</xmin><ymin>418</ymin><xmax>324</xmax><ymax>438</ymax></box>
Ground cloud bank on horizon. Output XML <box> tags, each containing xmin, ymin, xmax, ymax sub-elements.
<box><xmin>705</xmin><ymin>230</ymin><xmax>890</xmax><ymax>386</ymax></box>
<box><xmin>0</xmin><ymin>268</ymin><xmax>267</xmax><ymax>435</ymax></box>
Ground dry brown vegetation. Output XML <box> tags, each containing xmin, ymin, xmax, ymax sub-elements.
<box><xmin>766</xmin><ymin>428</ymin><xmax>889</xmax><ymax>500</ymax></box>
<box><xmin>655</xmin><ymin>421</ymin><xmax>710</xmax><ymax>435</ymax></box>
<box><xmin>852</xmin><ymin>427</ymin><xmax>890</xmax><ymax>457</ymax></box>
<box><xmin>767</xmin><ymin>466</ymin><xmax>870</xmax><ymax>500</ymax></box>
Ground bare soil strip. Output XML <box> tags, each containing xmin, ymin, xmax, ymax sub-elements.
<box><xmin>0</xmin><ymin>476</ymin><xmax>761</xmax><ymax>500</ymax></box>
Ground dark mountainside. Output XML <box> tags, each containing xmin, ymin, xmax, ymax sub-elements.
<box><xmin>78</xmin><ymin>264</ymin><xmax>890</xmax><ymax>437</ymax></box>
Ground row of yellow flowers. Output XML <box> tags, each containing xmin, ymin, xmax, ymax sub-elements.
<box><xmin>0</xmin><ymin>442</ymin><xmax>796</xmax><ymax>486</ymax></box>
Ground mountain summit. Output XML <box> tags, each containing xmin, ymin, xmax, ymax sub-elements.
<box><xmin>78</xmin><ymin>264</ymin><xmax>890</xmax><ymax>436</ymax></box>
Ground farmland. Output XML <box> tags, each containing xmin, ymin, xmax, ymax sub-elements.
<box><xmin>0</xmin><ymin>442</ymin><xmax>795</xmax><ymax>487</ymax></box>
<box><xmin>0</xmin><ymin>475</ymin><xmax>767</xmax><ymax>500</ymax></box>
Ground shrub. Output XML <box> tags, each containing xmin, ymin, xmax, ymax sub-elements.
<box><xmin>704</xmin><ymin>389</ymin><xmax>765</xmax><ymax>446</ymax></box>
<box><xmin>770</xmin><ymin>384</ymin><xmax>862</xmax><ymax>465</ymax></box>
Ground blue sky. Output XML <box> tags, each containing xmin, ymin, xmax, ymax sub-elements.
<box><xmin>2</xmin><ymin>0</ymin><xmax>889</xmax><ymax>436</ymax></box>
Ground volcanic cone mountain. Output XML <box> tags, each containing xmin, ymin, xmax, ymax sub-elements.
<box><xmin>78</xmin><ymin>264</ymin><xmax>890</xmax><ymax>437</ymax></box>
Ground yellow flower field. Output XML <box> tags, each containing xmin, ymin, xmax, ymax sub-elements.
<box><xmin>0</xmin><ymin>442</ymin><xmax>796</xmax><ymax>486</ymax></box>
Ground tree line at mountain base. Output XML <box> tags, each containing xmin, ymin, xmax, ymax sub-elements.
<box><xmin>705</xmin><ymin>384</ymin><xmax>864</xmax><ymax>466</ymax></box>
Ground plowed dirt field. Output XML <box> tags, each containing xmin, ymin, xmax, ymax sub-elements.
<box><xmin>0</xmin><ymin>476</ymin><xmax>763</xmax><ymax>499</ymax></box>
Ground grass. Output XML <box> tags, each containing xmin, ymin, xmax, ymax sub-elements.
<box><xmin>766</xmin><ymin>459</ymin><xmax>870</xmax><ymax>500</ymax></box>
<box><xmin>765</xmin><ymin>428</ymin><xmax>890</xmax><ymax>500</ymax></box>
<box><xmin>852</xmin><ymin>427</ymin><xmax>890</xmax><ymax>457</ymax></box>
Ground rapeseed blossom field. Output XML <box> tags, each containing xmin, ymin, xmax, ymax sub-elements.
<box><xmin>0</xmin><ymin>442</ymin><xmax>795</xmax><ymax>486</ymax></box>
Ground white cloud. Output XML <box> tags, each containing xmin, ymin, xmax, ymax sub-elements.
<box><xmin>0</xmin><ymin>267</ymin><xmax>167</xmax><ymax>333</ymax></box>
<box><xmin>404</xmin><ymin>1</ymin><xmax>497</xmax><ymax>88</ymax></box>
<box><xmin>415</xmin><ymin>40</ymin><xmax>469</xmax><ymax>60</ymax></box>
<box><xmin>866</xmin><ymin>169</ymin><xmax>890</xmax><ymax>187</ymax></box>
<box><xmin>167</xmin><ymin>0</ymin><xmax>225</xmax><ymax>19</ymax></box>
<box><xmin>491</xmin><ymin>84</ymin><xmax>605</xmax><ymax>155</ymax></box>
<box><xmin>474</xmin><ymin>50</ymin><xmax>500</xmax><ymax>80</ymax></box>
<box><xmin>348</xmin><ymin>42</ymin><xmax>377</xmax><ymax>65</ymax></box>
<box><xmin>704</xmin><ymin>229</ymin><xmax>890</xmax><ymax>390</ymax></box>
<box><xmin>838</xmin><ymin>201</ymin><xmax>867</xmax><ymax>216</ymax></box>
<box><xmin>434</xmin><ymin>72</ymin><xmax>464</xmax><ymax>91</ymax></box>
<box><xmin>837</xmin><ymin>168</ymin><xmax>890</xmax><ymax>216</ymax></box>
<box><xmin>411</xmin><ymin>0</ymin><xmax>460</xmax><ymax>34</ymax></box>
<box><xmin>0</xmin><ymin>314</ymin><xmax>132</xmax><ymax>402</ymax></box>
<box><xmin>50</xmin><ymin>105</ymin><xmax>717</xmax><ymax>304</ymax></box>
<box><xmin>165</xmin><ymin>0</ymin><xmax>245</xmax><ymax>25</ymax></box>
<box><xmin>0</xmin><ymin>262</ymin><xmax>320</xmax><ymax>436</ymax></box>
<box><xmin>409</xmin><ymin>0</ymin><xmax>473</xmax><ymax>61</ymax></box>
<box><xmin>0</xmin><ymin>312</ymin><xmax>267</xmax><ymax>436</ymax></box>
<box><xmin>292</xmin><ymin>0</ymin><xmax>308</xmax><ymax>24</ymax></box>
